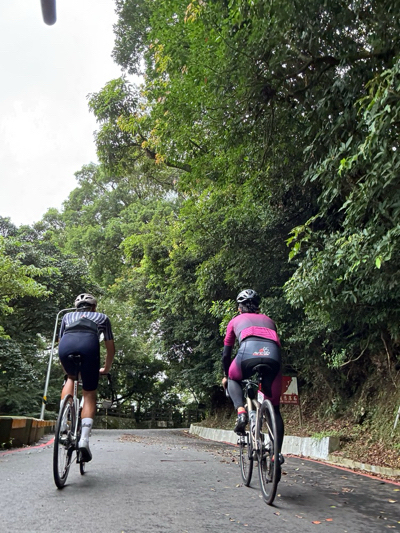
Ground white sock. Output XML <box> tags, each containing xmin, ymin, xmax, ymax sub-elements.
<box><xmin>81</xmin><ymin>418</ymin><xmax>93</xmax><ymax>441</ymax></box>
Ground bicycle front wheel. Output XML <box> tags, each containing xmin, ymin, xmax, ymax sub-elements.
<box><xmin>257</xmin><ymin>399</ymin><xmax>280</xmax><ymax>505</ymax></box>
<box><xmin>239</xmin><ymin>432</ymin><xmax>254</xmax><ymax>486</ymax></box>
<box><xmin>53</xmin><ymin>394</ymin><xmax>75</xmax><ymax>489</ymax></box>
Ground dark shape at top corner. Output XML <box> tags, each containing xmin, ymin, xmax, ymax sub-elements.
<box><xmin>41</xmin><ymin>0</ymin><xmax>57</xmax><ymax>26</ymax></box>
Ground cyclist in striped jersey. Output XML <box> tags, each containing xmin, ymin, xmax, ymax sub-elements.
<box><xmin>58</xmin><ymin>293</ymin><xmax>115</xmax><ymax>462</ymax></box>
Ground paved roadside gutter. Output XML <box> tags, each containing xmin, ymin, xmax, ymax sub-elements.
<box><xmin>189</xmin><ymin>424</ymin><xmax>400</xmax><ymax>481</ymax></box>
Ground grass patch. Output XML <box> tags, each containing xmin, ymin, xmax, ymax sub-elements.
<box><xmin>311</xmin><ymin>430</ymin><xmax>341</xmax><ymax>441</ymax></box>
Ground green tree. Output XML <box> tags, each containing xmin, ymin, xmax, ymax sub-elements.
<box><xmin>0</xmin><ymin>235</ymin><xmax>51</xmax><ymax>337</ymax></box>
<box><xmin>106</xmin><ymin>0</ymin><xmax>400</xmax><ymax>402</ymax></box>
<box><xmin>0</xmin><ymin>224</ymin><xmax>98</xmax><ymax>416</ymax></box>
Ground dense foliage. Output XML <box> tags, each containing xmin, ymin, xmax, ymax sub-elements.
<box><xmin>1</xmin><ymin>0</ymin><xmax>399</xmax><ymax>420</ymax></box>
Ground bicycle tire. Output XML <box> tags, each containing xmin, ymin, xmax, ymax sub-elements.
<box><xmin>239</xmin><ymin>432</ymin><xmax>254</xmax><ymax>486</ymax></box>
<box><xmin>53</xmin><ymin>394</ymin><xmax>75</xmax><ymax>489</ymax></box>
<box><xmin>257</xmin><ymin>399</ymin><xmax>280</xmax><ymax>505</ymax></box>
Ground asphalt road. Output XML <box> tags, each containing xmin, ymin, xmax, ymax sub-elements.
<box><xmin>0</xmin><ymin>429</ymin><xmax>399</xmax><ymax>533</ymax></box>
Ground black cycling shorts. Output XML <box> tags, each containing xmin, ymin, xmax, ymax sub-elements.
<box><xmin>58</xmin><ymin>331</ymin><xmax>100</xmax><ymax>391</ymax></box>
<box><xmin>228</xmin><ymin>338</ymin><xmax>282</xmax><ymax>405</ymax></box>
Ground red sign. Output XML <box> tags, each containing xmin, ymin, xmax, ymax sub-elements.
<box><xmin>281</xmin><ymin>376</ymin><xmax>299</xmax><ymax>405</ymax></box>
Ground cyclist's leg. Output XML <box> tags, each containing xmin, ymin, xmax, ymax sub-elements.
<box><xmin>227</xmin><ymin>378</ymin><xmax>244</xmax><ymax>410</ymax></box>
<box><xmin>227</xmin><ymin>348</ymin><xmax>245</xmax><ymax>408</ymax></box>
<box><xmin>81</xmin><ymin>390</ymin><xmax>97</xmax><ymax>419</ymax></box>
<box><xmin>227</xmin><ymin>351</ymin><xmax>248</xmax><ymax>433</ymax></box>
<box><xmin>58</xmin><ymin>335</ymin><xmax>78</xmax><ymax>407</ymax></box>
<box><xmin>61</xmin><ymin>377</ymin><xmax>74</xmax><ymax>399</ymax></box>
<box><xmin>77</xmin><ymin>332</ymin><xmax>100</xmax><ymax>461</ymax></box>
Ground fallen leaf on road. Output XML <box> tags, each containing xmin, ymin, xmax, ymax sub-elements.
<box><xmin>388</xmin><ymin>500</ymin><xmax>397</xmax><ymax>503</ymax></box>
<box><xmin>326</xmin><ymin>519</ymin><xmax>333</xmax><ymax>522</ymax></box>
<box><xmin>312</xmin><ymin>521</ymin><xmax>321</xmax><ymax>524</ymax></box>
<box><xmin>274</xmin><ymin>512</ymin><xmax>280</xmax><ymax>516</ymax></box>
<box><xmin>295</xmin><ymin>515</ymin><xmax>303</xmax><ymax>519</ymax></box>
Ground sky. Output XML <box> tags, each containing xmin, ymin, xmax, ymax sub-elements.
<box><xmin>0</xmin><ymin>0</ymin><xmax>125</xmax><ymax>227</ymax></box>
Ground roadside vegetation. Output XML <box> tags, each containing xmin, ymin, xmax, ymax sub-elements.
<box><xmin>0</xmin><ymin>0</ymin><xmax>399</xmax><ymax>468</ymax></box>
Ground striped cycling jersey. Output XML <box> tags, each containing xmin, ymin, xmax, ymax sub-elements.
<box><xmin>224</xmin><ymin>312</ymin><xmax>280</xmax><ymax>347</ymax></box>
<box><xmin>59</xmin><ymin>311</ymin><xmax>114</xmax><ymax>341</ymax></box>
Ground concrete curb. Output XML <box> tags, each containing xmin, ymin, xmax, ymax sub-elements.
<box><xmin>0</xmin><ymin>416</ymin><xmax>55</xmax><ymax>448</ymax></box>
<box><xmin>326</xmin><ymin>454</ymin><xmax>400</xmax><ymax>479</ymax></box>
<box><xmin>189</xmin><ymin>425</ymin><xmax>400</xmax><ymax>480</ymax></box>
<box><xmin>189</xmin><ymin>424</ymin><xmax>340</xmax><ymax>459</ymax></box>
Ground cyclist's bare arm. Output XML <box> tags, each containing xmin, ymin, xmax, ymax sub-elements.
<box><xmin>100</xmin><ymin>339</ymin><xmax>115</xmax><ymax>374</ymax></box>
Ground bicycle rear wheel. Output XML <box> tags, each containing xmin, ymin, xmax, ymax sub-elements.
<box><xmin>53</xmin><ymin>394</ymin><xmax>75</xmax><ymax>489</ymax></box>
<box><xmin>239</xmin><ymin>432</ymin><xmax>253</xmax><ymax>486</ymax></box>
<box><xmin>257</xmin><ymin>399</ymin><xmax>280</xmax><ymax>505</ymax></box>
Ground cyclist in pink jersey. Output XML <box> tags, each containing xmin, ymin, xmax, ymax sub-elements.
<box><xmin>221</xmin><ymin>289</ymin><xmax>284</xmax><ymax>458</ymax></box>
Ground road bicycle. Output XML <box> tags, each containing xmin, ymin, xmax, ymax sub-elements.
<box><xmin>53</xmin><ymin>354</ymin><xmax>86</xmax><ymax>488</ymax></box>
<box><xmin>238</xmin><ymin>364</ymin><xmax>281</xmax><ymax>505</ymax></box>
<box><xmin>53</xmin><ymin>355</ymin><xmax>114</xmax><ymax>489</ymax></box>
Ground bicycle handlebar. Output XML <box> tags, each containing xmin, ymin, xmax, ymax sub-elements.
<box><xmin>100</xmin><ymin>373</ymin><xmax>118</xmax><ymax>405</ymax></box>
<box><xmin>102</xmin><ymin>372</ymin><xmax>113</xmax><ymax>387</ymax></box>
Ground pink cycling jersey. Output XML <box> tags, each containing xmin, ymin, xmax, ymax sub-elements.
<box><xmin>224</xmin><ymin>312</ymin><xmax>280</xmax><ymax>347</ymax></box>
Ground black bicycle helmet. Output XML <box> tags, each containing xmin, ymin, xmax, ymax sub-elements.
<box><xmin>236</xmin><ymin>289</ymin><xmax>260</xmax><ymax>306</ymax></box>
<box><xmin>74</xmin><ymin>293</ymin><xmax>97</xmax><ymax>309</ymax></box>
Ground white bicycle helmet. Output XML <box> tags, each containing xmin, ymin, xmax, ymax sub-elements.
<box><xmin>74</xmin><ymin>293</ymin><xmax>97</xmax><ymax>309</ymax></box>
<box><xmin>236</xmin><ymin>289</ymin><xmax>260</xmax><ymax>306</ymax></box>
